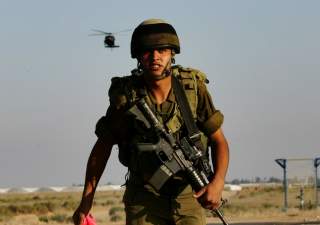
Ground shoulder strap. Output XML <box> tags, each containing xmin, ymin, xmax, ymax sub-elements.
<box><xmin>172</xmin><ymin>75</ymin><xmax>203</xmax><ymax>146</ymax></box>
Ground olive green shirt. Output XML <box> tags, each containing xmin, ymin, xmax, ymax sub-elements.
<box><xmin>95</xmin><ymin>75</ymin><xmax>224</xmax><ymax>141</ymax></box>
<box><xmin>95</xmin><ymin>71</ymin><xmax>224</xmax><ymax>199</ymax></box>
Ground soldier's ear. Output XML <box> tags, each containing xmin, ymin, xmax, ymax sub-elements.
<box><xmin>171</xmin><ymin>49</ymin><xmax>176</xmax><ymax>56</ymax></box>
<box><xmin>171</xmin><ymin>49</ymin><xmax>176</xmax><ymax>64</ymax></box>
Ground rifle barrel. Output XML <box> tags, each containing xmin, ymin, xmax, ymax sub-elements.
<box><xmin>212</xmin><ymin>209</ymin><xmax>229</xmax><ymax>225</ymax></box>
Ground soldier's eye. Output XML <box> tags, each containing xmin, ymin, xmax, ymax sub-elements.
<box><xmin>158</xmin><ymin>48</ymin><xmax>170</xmax><ymax>54</ymax></box>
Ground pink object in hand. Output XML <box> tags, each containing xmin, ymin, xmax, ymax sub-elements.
<box><xmin>82</xmin><ymin>214</ymin><xmax>97</xmax><ymax>225</ymax></box>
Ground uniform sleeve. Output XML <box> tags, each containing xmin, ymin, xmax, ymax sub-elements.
<box><xmin>95</xmin><ymin>77</ymin><xmax>129</xmax><ymax>142</ymax></box>
<box><xmin>95</xmin><ymin>105</ymin><xmax>122</xmax><ymax>141</ymax></box>
<box><xmin>95</xmin><ymin>105</ymin><xmax>131</xmax><ymax>144</ymax></box>
<box><xmin>196</xmin><ymin>80</ymin><xmax>224</xmax><ymax>136</ymax></box>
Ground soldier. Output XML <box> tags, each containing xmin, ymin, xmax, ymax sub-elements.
<box><xmin>73</xmin><ymin>18</ymin><xmax>229</xmax><ymax>225</ymax></box>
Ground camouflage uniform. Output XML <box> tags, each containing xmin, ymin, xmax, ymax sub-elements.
<box><xmin>95</xmin><ymin>66</ymin><xmax>224</xmax><ymax>225</ymax></box>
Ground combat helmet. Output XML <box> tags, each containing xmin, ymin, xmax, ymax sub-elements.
<box><xmin>131</xmin><ymin>19</ymin><xmax>180</xmax><ymax>58</ymax></box>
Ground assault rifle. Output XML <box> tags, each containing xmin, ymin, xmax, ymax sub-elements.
<box><xmin>130</xmin><ymin>98</ymin><xmax>229</xmax><ymax>225</ymax></box>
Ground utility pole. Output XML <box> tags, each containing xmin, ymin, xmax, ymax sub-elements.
<box><xmin>275</xmin><ymin>158</ymin><xmax>288</xmax><ymax>211</ymax></box>
<box><xmin>314</xmin><ymin>157</ymin><xmax>320</xmax><ymax>208</ymax></box>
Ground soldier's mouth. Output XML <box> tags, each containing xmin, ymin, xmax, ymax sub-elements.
<box><xmin>150</xmin><ymin>64</ymin><xmax>161</xmax><ymax>70</ymax></box>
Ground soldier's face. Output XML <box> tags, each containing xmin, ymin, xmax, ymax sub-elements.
<box><xmin>139</xmin><ymin>48</ymin><xmax>172</xmax><ymax>78</ymax></box>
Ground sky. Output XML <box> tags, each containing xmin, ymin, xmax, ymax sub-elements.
<box><xmin>1</xmin><ymin>0</ymin><xmax>319</xmax><ymax>188</ymax></box>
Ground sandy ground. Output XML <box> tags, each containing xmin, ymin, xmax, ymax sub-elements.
<box><xmin>1</xmin><ymin>211</ymin><xmax>320</xmax><ymax>225</ymax></box>
<box><xmin>1</xmin><ymin>190</ymin><xmax>319</xmax><ymax>225</ymax></box>
<box><xmin>206</xmin><ymin>208</ymin><xmax>320</xmax><ymax>225</ymax></box>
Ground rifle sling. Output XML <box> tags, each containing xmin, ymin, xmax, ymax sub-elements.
<box><xmin>172</xmin><ymin>75</ymin><xmax>203</xmax><ymax>148</ymax></box>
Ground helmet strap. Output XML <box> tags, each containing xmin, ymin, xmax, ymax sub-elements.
<box><xmin>137</xmin><ymin>61</ymin><xmax>143</xmax><ymax>71</ymax></box>
<box><xmin>152</xmin><ymin>60</ymin><xmax>172</xmax><ymax>81</ymax></box>
<box><xmin>171</xmin><ymin>57</ymin><xmax>175</xmax><ymax>65</ymax></box>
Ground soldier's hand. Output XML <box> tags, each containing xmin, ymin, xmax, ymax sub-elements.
<box><xmin>73</xmin><ymin>204</ymin><xmax>90</xmax><ymax>225</ymax></box>
<box><xmin>193</xmin><ymin>177</ymin><xmax>224</xmax><ymax>210</ymax></box>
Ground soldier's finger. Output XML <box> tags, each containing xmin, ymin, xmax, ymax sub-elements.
<box><xmin>193</xmin><ymin>188</ymin><xmax>206</xmax><ymax>198</ymax></box>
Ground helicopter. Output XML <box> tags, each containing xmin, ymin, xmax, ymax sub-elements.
<box><xmin>90</xmin><ymin>29</ymin><xmax>131</xmax><ymax>48</ymax></box>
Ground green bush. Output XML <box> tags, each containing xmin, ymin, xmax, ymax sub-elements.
<box><xmin>110</xmin><ymin>214</ymin><xmax>122</xmax><ymax>222</ymax></box>
<box><xmin>103</xmin><ymin>199</ymin><xmax>115</xmax><ymax>206</ymax></box>
<box><xmin>7</xmin><ymin>204</ymin><xmax>34</xmax><ymax>214</ymax></box>
<box><xmin>50</xmin><ymin>213</ymin><xmax>72</xmax><ymax>223</ymax></box>
<box><xmin>262</xmin><ymin>202</ymin><xmax>273</xmax><ymax>209</ymax></box>
<box><xmin>38</xmin><ymin>215</ymin><xmax>49</xmax><ymax>223</ymax></box>
<box><xmin>32</xmin><ymin>195</ymin><xmax>41</xmax><ymax>200</ymax></box>
<box><xmin>33</xmin><ymin>201</ymin><xmax>56</xmax><ymax>213</ymax></box>
<box><xmin>62</xmin><ymin>200</ymin><xmax>77</xmax><ymax>210</ymax></box>
<box><xmin>109</xmin><ymin>206</ymin><xmax>124</xmax><ymax>216</ymax></box>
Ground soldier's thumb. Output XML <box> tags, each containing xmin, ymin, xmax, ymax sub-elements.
<box><xmin>193</xmin><ymin>187</ymin><xmax>206</xmax><ymax>198</ymax></box>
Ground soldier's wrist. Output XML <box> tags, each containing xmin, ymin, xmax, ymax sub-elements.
<box><xmin>79</xmin><ymin>200</ymin><xmax>92</xmax><ymax>214</ymax></box>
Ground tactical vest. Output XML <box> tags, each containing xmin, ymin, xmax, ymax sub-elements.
<box><xmin>109</xmin><ymin>65</ymin><xmax>209</xmax><ymax>169</ymax></box>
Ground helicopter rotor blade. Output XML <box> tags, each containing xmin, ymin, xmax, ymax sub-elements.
<box><xmin>113</xmin><ymin>28</ymin><xmax>132</xmax><ymax>34</ymax></box>
<box><xmin>88</xmin><ymin>33</ymin><xmax>107</xmax><ymax>36</ymax></box>
<box><xmin>90</xmin><ymin>29</ymin><xmax>112</xmax><ymax>35</ymax></box>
